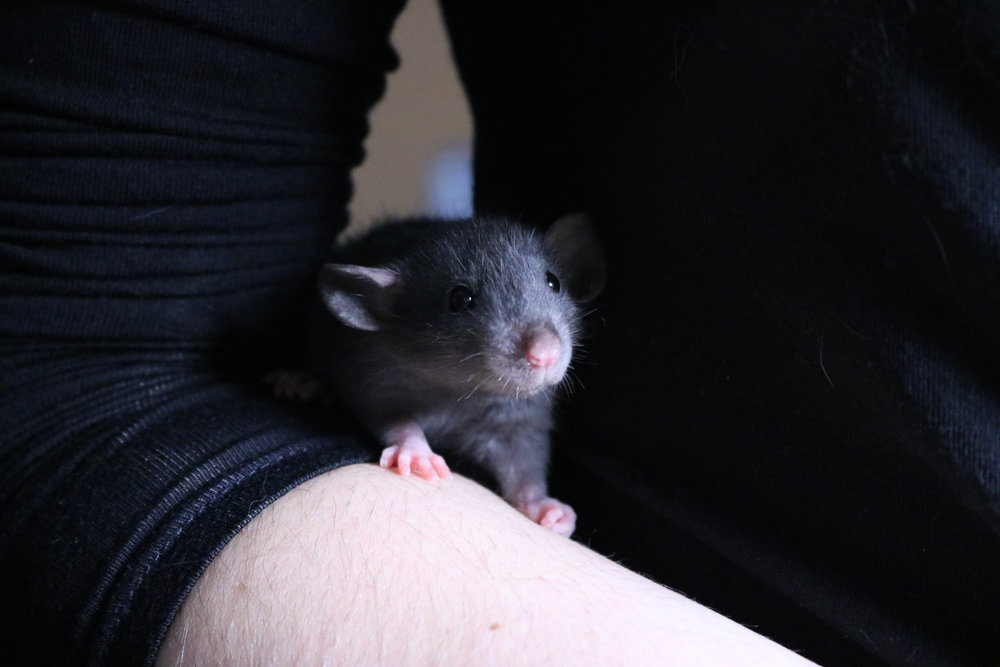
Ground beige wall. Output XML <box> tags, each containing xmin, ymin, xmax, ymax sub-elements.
<box><xmin>347</xmin><ymin>0</ymin><xmax>472</xmax><ymax>234</ymax></box>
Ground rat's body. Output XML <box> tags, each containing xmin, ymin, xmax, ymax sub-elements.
<box><xmin>307</xmin><ymin>215</ymin><xmax>605</xmax><ymax>536</ymax></box>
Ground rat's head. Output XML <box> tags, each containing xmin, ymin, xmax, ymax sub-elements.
<box><xmin>319</xmin><ymin>214</ymin><xmax>605</xmax><ymax>398</ymax></box>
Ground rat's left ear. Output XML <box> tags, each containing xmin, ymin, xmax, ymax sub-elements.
<box><xmin>319</xmin><ymin>263</ymin><xmax>399</xmax><ymax>331</ymax></box>
<box><xmin>544</xmin><ymin>213</ymin><xmax>607</xmax><ymax>303</ymax></box>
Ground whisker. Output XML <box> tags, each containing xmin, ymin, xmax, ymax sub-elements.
<box><xmin>560</xmin><ymin>368</ymin><xmax>585</xmax><ymax>394</ymax></box>
<box><xmin>458</xmin><ymin>374</ymin><xmax>488</xmax><ymax>401</ymax></box>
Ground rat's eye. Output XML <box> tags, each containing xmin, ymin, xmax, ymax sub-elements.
<box><xmin>545</xmin><ymin>271</ymin><xmax>561</xmax><ymax>293</ymax></box>
<box><xmin>448</xmin><ymin>285</ymin><xmax>476</xmax><ymax>312</ymax></box>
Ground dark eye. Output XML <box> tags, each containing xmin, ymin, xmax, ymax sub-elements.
<box><xmin>545</xmin><ymin>271</ymin><xmax>561</xmax><ymax>293</ymax></box>
<box><xmin>449</xmin><ymin>285</ymin><xmax>475</xmax><ymax>312</ymax></box>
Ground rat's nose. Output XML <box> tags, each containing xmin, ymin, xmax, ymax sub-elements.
<box><xmin>522</xmin><ymin>328</ymin><xmax>562</xmax><ymax>370</ymax></box>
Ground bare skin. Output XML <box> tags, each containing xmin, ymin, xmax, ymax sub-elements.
<box><xmin>158</xmin><ymin>464</ymin><xmax>815</xmax><ymax>666</ymax></box>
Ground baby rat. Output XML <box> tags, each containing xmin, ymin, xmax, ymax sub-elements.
<box><xmin>308</xmin><ymin>214</ymin><xmax>605</xmax><ymax>536</ymax></box>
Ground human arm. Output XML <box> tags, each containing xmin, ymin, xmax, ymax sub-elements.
<box><xmin>159</xmin><ymin>463</ymin><xmax>812</xmax><ymax>666</ymax></box>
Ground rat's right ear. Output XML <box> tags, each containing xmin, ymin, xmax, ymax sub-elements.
<box><xmin>544</xmin><ymin>213</ymin><xmax>607</xmax><ymax>303</ymax></box>
<box><xmin>319</xmin><ymin>264</ymin><xmax>399</xmax><ymax>332</ymax></box>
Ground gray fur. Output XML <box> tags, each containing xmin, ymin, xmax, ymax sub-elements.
<box><xmin>308</xmin><ymin>215</ymin><xmax>604</xmax><ymax>531</ymax></box>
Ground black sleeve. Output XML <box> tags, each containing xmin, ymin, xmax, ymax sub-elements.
<box><xmin>441</xmin><ymin>2</ymin><xmax>1000</xmax><ymax>665</ymax></box>
<box><xmin>0</xmin><ymin>0</ymin><xmax>405</xmax><ymax>663</ymax></box>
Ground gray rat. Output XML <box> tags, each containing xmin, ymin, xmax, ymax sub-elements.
<box><xmin>307</xmin><ymin>214</ymin><xmax>605</xmax><ymax>537</ymax></box>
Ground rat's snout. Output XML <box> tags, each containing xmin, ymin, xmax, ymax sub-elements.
<box><xmin>521</xmin><ymin>327</ymin><xmax>563</xmax><ymax>370</ymax></box>
<box><xmin>486</xmin><ymin>322</ymin><xmax>570</xmax><ymax>395</ymax></box>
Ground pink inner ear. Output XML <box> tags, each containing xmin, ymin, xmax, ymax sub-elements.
<box><xmin>333</xmin><ymin>264</ymin><xmax>398</xmax><ymax>288</ymax></box>
<box><xmin>522</xmin><ymin>328</ymin><xmax>562</xmax><ymax>369</ymax></box>
<box><xmin>319</xmin><ymin>264</ymin><xmax>401</xmax><ymax>332</ymax></box>
<box><xmin>365</xmin><ymin>266</ymin><xmax>399</xmax><ymax>287</ymax></box>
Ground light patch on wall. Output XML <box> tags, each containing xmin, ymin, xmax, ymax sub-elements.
<box><xmin>426</xmin><ymin>143</ymin><xmax>472</xmax><ymax>218</ymax></box>
<box><xmin>347</xmin><ymin>0</ymin><xmax>472</xmax><ymax>232</ymax></box>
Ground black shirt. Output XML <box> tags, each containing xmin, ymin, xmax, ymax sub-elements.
<box><xmin>2</xmin><ymin>1</ymin><xmax>998</xmax><ymax>665</ymax></box>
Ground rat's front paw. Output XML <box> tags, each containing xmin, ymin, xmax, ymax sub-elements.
<box><xmin>379</xmin><ymin>442</ymin><xmax>451</xmax><ymax>481</ymax></box>
<box><xmin>518</xmin><ymin>497</ymin><xmax>577</xmax><ymax>538</ymax></box>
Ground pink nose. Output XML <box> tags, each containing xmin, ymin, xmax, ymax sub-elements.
<box><xmin>523</xmin><ymin>329</ymin><xmax>562</xmax><ymax>370</ymax></box>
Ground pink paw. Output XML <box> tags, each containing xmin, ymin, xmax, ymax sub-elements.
<box><xmin>379</xmin><ymin>442</ymin><xmax>451</xmax><ymax>481</ymax></box>
<box><xmin>518</xmin><ymin>497</ymin><xmax>577</xmax><ymax>537</ymax></box>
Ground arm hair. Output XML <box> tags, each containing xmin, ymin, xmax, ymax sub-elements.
<box><xmin>158</xmin><ymin>464</ymin><xmax>813</xmax><ymax>666</ymax></box>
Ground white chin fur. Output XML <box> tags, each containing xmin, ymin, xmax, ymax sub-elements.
<box><xmin>485</xmin><ymin>357</ymin><xmax>568</xmax><ymax>396</ymax></box>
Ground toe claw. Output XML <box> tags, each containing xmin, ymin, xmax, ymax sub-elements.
<box><xmin>396</xmin><ymin>449</ymin><xmax>414</xmax><ymax>476</ymax></box>
<box><xmin>430</xmin><ymin>454</ymin><xmax>451</xmax><ymax>479</ymax></box>
<box><xmin>379</xmin><ymin>445</ymin><xmax>400</xmax><ymax>469</ymax></box>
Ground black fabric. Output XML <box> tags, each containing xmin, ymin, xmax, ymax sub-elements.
<box><xmin>4</xmin><ymin>1</ymin><xmax>1000</xmax><ymax>665</ymax></box>
<box><xmin>441</xmin><ymin>2</ymin><xmax>1000</xmax><ymax>665</ymax></box>
<box><xmin>0</xmin><ymin>1</ymin><xmax>404</xmax><ymax>664</ymax></box>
